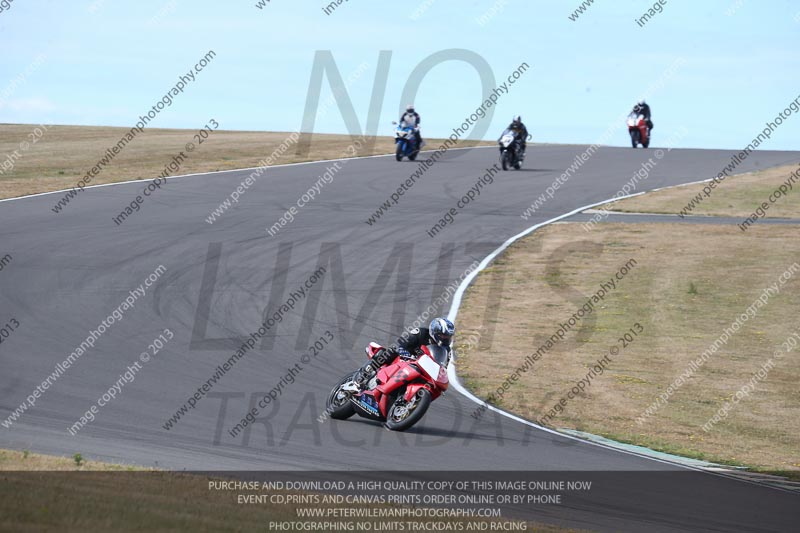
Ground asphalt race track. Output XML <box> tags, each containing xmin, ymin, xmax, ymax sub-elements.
<box><xmin>1</xmin><ymin>144</ymin><xmax>798</xmax><ymax>531</ymax></box>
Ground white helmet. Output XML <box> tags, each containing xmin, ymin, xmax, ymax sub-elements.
<box><xmin>406</xmin><ymin>104</ymin><xmax>415</xmax><ymax>112</ymax></box>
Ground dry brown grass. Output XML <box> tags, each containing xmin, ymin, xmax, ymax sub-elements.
<box><xmin>0</xmin><ymin>448</ymin><xmax>151</xmax><ymax>471</ymax></box>
<box><xmin>457</xmin><ymin>222</ymin><xmax>800</xmax><ymax>475</ymax></box>
<box><xmin>0</xmin><ymin>450</ymin><xmax>575</xmax><ymax>532</ymax></box>
<box><xmin>0</xmin><ymin>124</ymin><xmax>491</xmax><ymax>200</ymax></box>
<box><xmin>603</xmin><ymin>163</ymin><xmax>800</xmax><ymax>218</ymax></box>
<box><xmin>0</xmin><ymin>456</ymin><xmax>295</xmax><ymax>532</ymax></box>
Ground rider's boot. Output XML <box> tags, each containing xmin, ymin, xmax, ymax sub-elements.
<box><xmin>342</xmin><ymin>361</ymin><xmax>378</xmax><ymax>393</ymax></box>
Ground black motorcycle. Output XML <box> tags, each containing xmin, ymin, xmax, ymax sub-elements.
<box><xmin>498</xmin><ymin>128</ymin><xmax>523</xmax><ymax>170</ymax></box>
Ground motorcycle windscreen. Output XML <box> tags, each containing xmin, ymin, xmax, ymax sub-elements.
<box><xmin>415</xmin><ymin>345</ymin><xmax>451</xmax><ymax>387</ymax></box>
<box><xmin>416</xmin><ymin>355</ymin><xmax>441</xmax><ymax>382</ymax></box>
<box><xmin>426</xmin><ymin>344</ymin><xmax>450</xmax><ymax>366</ymax></box>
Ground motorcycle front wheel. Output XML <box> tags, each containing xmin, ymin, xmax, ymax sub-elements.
<box><xmin>326</xmin><ymin>372</ymin><xmax>358</xmax><ymax>420</ymax></box>
<box><xmin>630</xmin><ymin>130</ymin><xmax>640</xmax><ymax>148</ymax></box>
<box><xmin>395</xmin><ymin>143</ymin><xmax>404</xmax><ymax>161</ymax></box>
<box><xmin>501</xmin><ymin>151</ymin><xmax>510</xmax><ymax>171</ymax></box>
<box><xmin>384</xmin><ymin>388</ymin><xmax>432</xmax><ymax>431</ymax></box>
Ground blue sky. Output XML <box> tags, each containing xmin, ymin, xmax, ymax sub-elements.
<box><xmin>1</xmin><ymin>0</ymin><xmax>798</xmax><ymax>150</ymax></box>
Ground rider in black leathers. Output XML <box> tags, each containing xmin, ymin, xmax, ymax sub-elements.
<box><xmin>354</xmin><ymin>318</ymin><xmax>454</xmax><ymax>390</ymax></box>
<box><xmin>504</xmin><ymin>115</ymin><xmax>529</xmax><ymax>159</ymax></box>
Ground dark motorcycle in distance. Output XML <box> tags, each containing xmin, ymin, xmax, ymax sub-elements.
<box><xmin>325</xmin><ymin>342</ymin><xmax>450</xmax><ymax>431</ymax></box>
<box><xmin>498</xmin><ymin>128</ymin><xmax>523</xmax><ymax>170</ymax></box>
<box><xmin>627</xmin><ymin>112</ymin><xmax>650</xmax><ymax>148</ymax></box>
<box><xmin>392</xmin><ymin>122</ymin><xmax>420</xmax><ymax>161</ymax></box>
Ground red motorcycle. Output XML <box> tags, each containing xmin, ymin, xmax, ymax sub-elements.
<box><xmin>627</xmin><ymin>112</ymin><xmax>650</xmax><ymax>148</ymax></box>
<box><xmin>325</xmin><ymin>342</ymin><xmax>450</xmax><ymax>431</ymax></box>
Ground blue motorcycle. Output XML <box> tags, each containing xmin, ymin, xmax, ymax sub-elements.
<box><xmin>392</xmin><ymin>122</ymin><xmax>420</xmax><ymax>161</ymax></box>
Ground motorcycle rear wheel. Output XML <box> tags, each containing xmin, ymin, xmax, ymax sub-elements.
<box><xmin>326</xmin><ymin>372</ymin><xmax>358</xmax><ymax>420</ymax></box>
<box><xmin>384</xmin><ymin>389</ymin><xmax>432</xmax><ymax>431</ymax></box>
